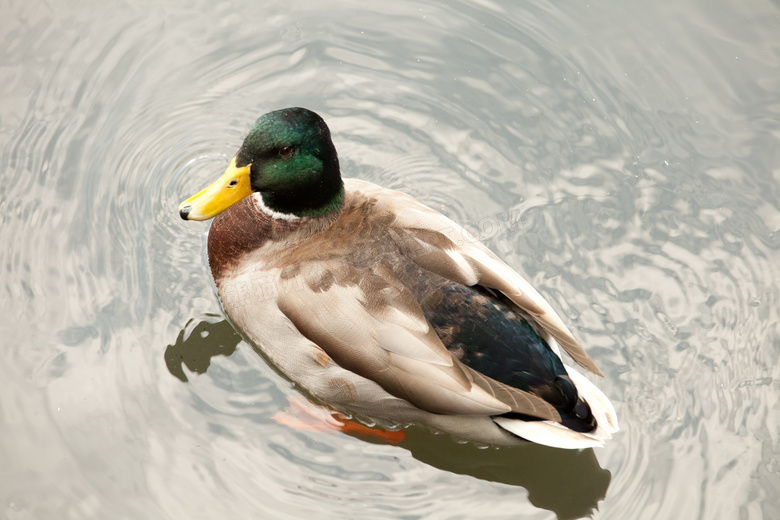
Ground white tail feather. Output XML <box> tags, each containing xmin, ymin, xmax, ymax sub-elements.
<box><xmin>492</xmin><ymin>364</ymin><xmax>619</xmax><ymax>449</ymax></box>
<box><xmin>493</xmin><ymin>417</ymin><xmax>606</xmax><ymax>449</ymax></box>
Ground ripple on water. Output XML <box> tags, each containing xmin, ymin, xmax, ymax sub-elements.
<box><xmin>2</xmin><ymin>0</ymin><xmax>779</xmax><ymax>519</ymax></box>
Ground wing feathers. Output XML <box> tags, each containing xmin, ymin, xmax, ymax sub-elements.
<box><xmin>467</xmin><ymin>367</ymin><xmax>561</xmax><ymax>422</ymax></box>
<box><xmin>384</xmin><ymin>352</ymin><xmax>511</xmax><ymax>415</ymax></box>
<box><xmin>277</xmin><ymin>268</ymin><xmax>562</xmax><ymax>420</ymax></box>
<box><xmin>363</xmin><ymin>180</ymin><xmax>603</xmax><ymax>377</ymax></box>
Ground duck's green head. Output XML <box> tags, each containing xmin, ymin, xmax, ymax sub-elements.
<box><xmin>179</xmin><ymin>107</ymin><xmax>343</xmax><ymax>220</ymax></box>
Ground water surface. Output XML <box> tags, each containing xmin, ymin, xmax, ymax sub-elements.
<box><xmin>1</xmin><ymin>1</ymin><xmax>779</xmax><ymax>519</ymax></box>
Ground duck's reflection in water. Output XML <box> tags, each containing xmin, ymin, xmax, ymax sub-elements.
<box><xmin>165</xmin><ymin>314</ymin><xmax>240</xmax><ymax>382</ymax></box>
<box><xmin>165</xmin><ymin>315</ymin><xmax>611</xmax><ymax>520</ymax></box>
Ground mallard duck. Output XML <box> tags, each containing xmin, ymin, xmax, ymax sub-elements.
<box><xmin>178</xmin><ymin>107</ymin><xmax>618</xmax><ymax>449</ymax></box>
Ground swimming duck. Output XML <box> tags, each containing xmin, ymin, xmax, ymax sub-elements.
<box><xmin>178</xmin><ymin>107</ymin><xmax>618</xmax><ymax>449</ymax></box>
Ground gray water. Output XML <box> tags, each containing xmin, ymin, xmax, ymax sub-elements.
<box><xmin>2</xmin><ymin>1</ymin><xmax>779</xmax><ymax>519</ymax></box>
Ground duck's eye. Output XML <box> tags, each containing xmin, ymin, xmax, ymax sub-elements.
<box><xmin>279</xmin><ymin>146</ymin><xmax>295</xmax><ymax>159</ymax></box>
<box><xmin>228</xmin><ymin>178</ymin><xmax>238</xmax><ymax>188</ymax></box>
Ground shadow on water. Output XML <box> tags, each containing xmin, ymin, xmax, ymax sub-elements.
<box><xmin>164</xmin><ymin>314</ymin><xmax>241</xmax><ymax>382</ymax></box>
<box><xmin>396</xmin><ymin>429</ymin><xmax>610</xmax><ymax>520</ymax></box>
<box><xmin>166</xmin><ymin>316</ymin><xmax>611</xmax><ymax>519</ymax></box>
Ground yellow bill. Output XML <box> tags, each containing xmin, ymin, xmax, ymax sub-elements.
<box><xmin>179</xmin><ymin>157</ymin><xmax>252</xmax><ymax>221</ymax></box>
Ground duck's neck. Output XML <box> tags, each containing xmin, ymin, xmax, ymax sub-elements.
<box><xmin>252</xmin><ymin>192</ymin><xmax>343</xmax><ymax>235</ymax></box>
<box><xmin>255</xmin><ymin>193</ymin><xmax>308</xmax><ymax>222</ymax></box>
<box><xmin>259</xmin><ymin>186</ymin><xmax>344</xmax><ymax>219</ymax></box>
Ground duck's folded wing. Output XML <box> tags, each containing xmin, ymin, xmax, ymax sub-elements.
<box><xmin>275</xmin><ymin>261</ymin><xmax>560</xmax><ymax>421</ymax></box>
<box><xmin>348</xmin><ymin>179</ymin><xmax>603</xmax><ymax>377</ymax></box>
